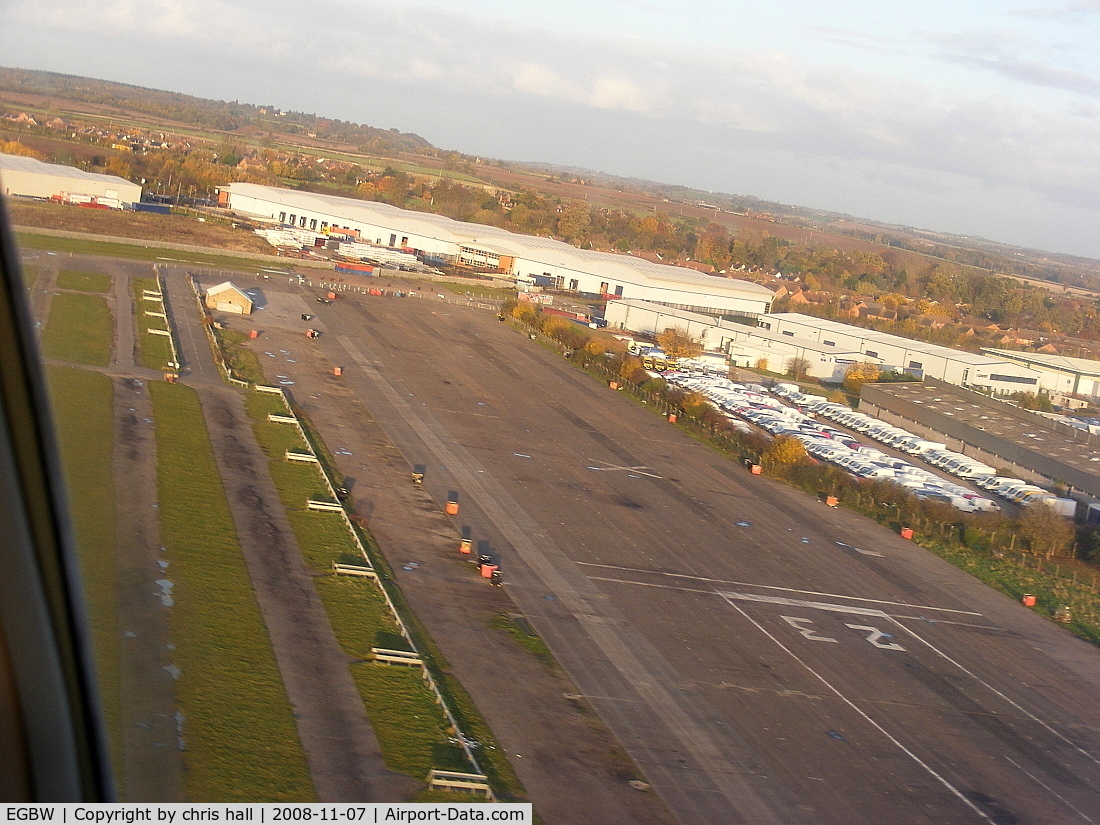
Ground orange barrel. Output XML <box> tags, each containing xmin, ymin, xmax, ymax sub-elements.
<box><xmin>459</xmin><ymin>538</ymin><xmax>472</xmax><ymax>554</ymax></box>
<box><xmin>899</xmin><ymin>527</ymin><xmax>914</xmax><ymax>540</ymax></box>
<box><xmin>327</xmin><ymin>291</ymin><xmax>337</xmax><ymax>300</ymax></box>
<box><xmin>609</xmin><ymin>381</ymin><xmax>619</xmax><ymax>389</ymax></box>
<box><xmin>333</xmin><ymin>367</ymin><xmax>342</xmax><ymax>377</ymax></box>
<box><xmin>751</xmin><ymin>465</ymin><xmax>763</xmax><ymax>475</ymax></box>
<box><xmin>1022</xmin><ymin>594</ymin><xmax>1036</xmax><ymax>607</ymax></box>
<box><xmin>445</xmin><ymin>500</ymin><xmax>459</xmax><ymax>516</ymax></box>
<box><xmin>480</xmin><ymin>563</ymin><xmax>498</xmax><ymax>579</ymax></box>
<box><xmin>668</xmin><ymin>413</ymin><xmax>678</xmax><ymax>423</ymax></box>
<box><xmin>249</xmin><ymin>329</ymin><xmax>258</xmax><ymax>339</ymax></box>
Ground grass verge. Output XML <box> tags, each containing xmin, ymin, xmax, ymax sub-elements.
<box><xmin>41</xmin><ymin>292</ymin><xmax>113</xmax><ymax>366</ymax></box>
<box><xmin>246</xmin><ymin>391</ymin><xmax>525</xmax><ymax>792</ymax></box>
<box><xmin>45</xmin><ymin>366</ymin><xmax>120</xmax><ymax>773</ymax></box>
<box><xmin>132</xmin><ymin>278</ymin><xmax>175</xmax><ymax>369</ymax></box>
<box><xmin>16</xmin><ymin>230</ymin><xmax>292</xmax><ymax>272</ymax></box>
<box><xmin>56</xmin><ymin>269</ymin><xmax>112</xmax><ymax>293</ymax></box>
<box><xmin>213</xmin><ymin>327</ymin><xmax>266</xmax><ymax>385</ymax></box>
<box><xmin>918</xmin><ymin>539</ymin><xmax>1100</xmax><ymax>645</ymax></box>
<box><xmin>148</xmin><ymin>381</ymin><xmax>314</xmax><ymax>801</ymax></box>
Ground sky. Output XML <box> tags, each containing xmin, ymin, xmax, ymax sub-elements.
<box><xmin>1</xmin><ymin>0</ymin><xmax>1098</xmax><ymax>258</ymax></box>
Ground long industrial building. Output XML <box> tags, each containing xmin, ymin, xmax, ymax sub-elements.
<box><xmin>604</xmin><ymin>301</ymin><xmax>1052</xmax><ymax>395</ymax></box>
<box><xmin>221</xmin><ymin>182</ymin><xmax>776</xmax><ymax>318</ymax></box>
<box><xmin>0</xmin><ymin>153</ymin><xmax>142</xmax><ymax>206</ymax></box>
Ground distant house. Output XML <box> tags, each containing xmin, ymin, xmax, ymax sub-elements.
<box><xmin>205</xmin><ymin>281</ymin><xmax>253</xmax><ymax>314</ymax></box>
<box><xmin>786</xmin><ymin>289</ymin><xmax>810</xmax><ymax>305</ymax></box>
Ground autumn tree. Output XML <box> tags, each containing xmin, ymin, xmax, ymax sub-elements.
<box><xmin>1017</xmin><ymin>503</ymin><xmax>1076</xmax><ymax>559</ymax></box>
<box><xmin>843</xmin><ymin>362</ymin><xmax>881</xmax><ymax>393</ymax></box>
<box><xmin>763</xmin><ymin>435</ymin><xmax>807</xmax><ymax>472</ymax></box>
<box><xmin>509</xmin><ymin>301</ymin><xmax>538</xmax><ymax>324</ymax></box>
<box><xmin>656</xmin><ymin>327</ymin><xmax>703</xmax><ymax>361</ymax></box>
<box><xmin>556</xmin><ymin>200</ymin><xmax>592</xmax><ymax>246</ymax></box>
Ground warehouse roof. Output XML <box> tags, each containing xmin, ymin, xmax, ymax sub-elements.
<box><xmin>226</xmin><ymin>182</ymin><xmax>775</xmax><ymax>302</ymax></box>
<box><xmin>981</xmin><ymin>348</ymin><xmax>1100</xmax><ymax>377</ymax></box>
<box><xmin>0</xmin><ymin>153</ymin><xmax>137</xmax><ymax>188</ymax></box>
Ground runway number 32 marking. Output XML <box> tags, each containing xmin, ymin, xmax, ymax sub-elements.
<box><xmin>781</xmin><ymin>616</ymin><xmax>906</xmax><ymax>651</ymax></box>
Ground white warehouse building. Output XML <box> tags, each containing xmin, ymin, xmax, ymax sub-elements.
<box><xmin>0</xmin><ymin>154</ymin><xmax>142</xmax><ymax>206</ymax></box>
<box><xmin>221</xmin><ymin>183</ymin><xmax>775</xmax><ymax>318</ymax></box>
<box><xmin>751</xmin><ymin>313</ymin><xmax>1044</xmax><ymax>392</ymax></box>
<box><xmin>607</xmin><ymin>302</ymin><xmax>1047</xmax><ymax>392</ymax></box>
<box><xmin>979</xmin><ymin>349</ymin><xmax>1100</xmax><ymax>400</ymax></box>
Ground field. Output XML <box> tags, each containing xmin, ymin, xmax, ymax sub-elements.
<box><xmin>56</xmin><ymin>268</ymin><xmax>111</xmax><ymax>292</ymax></box>
<box><xmin>10</xmin><ymin>199</ymin><xmax>274</xmax><ymax>254</ymax></box>
<box><xmin>148</xmin><ymin>381</ymin><xmax>314</xmax><ymax>802</ymax></box>
<box><xmin>40</xmin><ymin>292</ymin><xmax>113</xmax><ymax>365</ymax></box>
<box><xmin>245</xmin><ymin>389</ymin><xmax>472</xmax><ymax>781</ymax></box>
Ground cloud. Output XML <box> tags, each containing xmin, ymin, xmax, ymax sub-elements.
<box><xmin>923</xmin><ymin>27</ymin><xmax>1100</xmax><ymax>97</ymax></box>
<box><xmin>8</xmin><ymin>0</ymin><xmax>298</xmax><ymax>56</ymax></box>
<box><xmin>4</xmin><ymin>0</ymin><xmax>1098</xmax><ymax>252</ymax></box>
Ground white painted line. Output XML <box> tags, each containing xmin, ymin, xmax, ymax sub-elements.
<box><xmin>722</xmin><ymin>597</ymin><xmax>994</xmax><ymax>822</ymax></box>
<box><xmin>886</xmin><ymin>615</ymin><xmax>1100</xmax><ymax>769</ymax></box>
<box><xmin>720</xmin><ymin>591</ymin><xmax>890</xmax><ymax>617</ymax></box>
<box><xmin>1004</xmin><ymin>756</ymin><xmax>1097</xmax><ymax>824</ymax></box>
<box><xmin>586</xmin><ymin>460</ymin><xmax>663</xmax><ymax>479</ymax></box>
<box><xmin>893</xmin><ymin>615</ymin><xmax>1005</xmax><ymax>631</ymax></box>
<box><xmin>578</xmin><ymin>561</ymin><xmax>983</xmax><ymax>616</ymax></box>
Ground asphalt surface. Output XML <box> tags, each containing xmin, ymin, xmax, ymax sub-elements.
<box><xmin>217</xmin><ymin>273</ymin><xmax>1100</xmax><ymax>825</ymax></box>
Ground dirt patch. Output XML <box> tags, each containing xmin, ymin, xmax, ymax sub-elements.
<box><xmin>9</xmin><ymin>200</ymin><xmax>274</xmax><ymax>254</ymax></box>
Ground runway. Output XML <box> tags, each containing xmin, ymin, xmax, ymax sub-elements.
<box><xmin>226</xmin><ymin>274</ymin><xmax>1100</xmax><ymax>825</ymax></box>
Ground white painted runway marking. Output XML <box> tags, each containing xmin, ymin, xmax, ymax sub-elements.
<box><xmin>885</xmin><ymin>613</ymin><xmax>1100</xmax><ymax>770</ymax></box>
<box><xmin>1005</xmin><ymin>756</ymin><xmax>1097</xmax><ymax>824</ymax></box>
<box><xmin>579</xmin><ymin>561</ymin><xmax>983</xmax><ymax>616</ymax></box>
<box><xmin>722</xmin><ymin>591</ymin><xmax>892</xmax><ymax>617</ymax></box>
<box><xmin>586</xmin><ymin>460</ymin><xmax>663</xmax><ymax>479</ymax></box>
<box><xmin>723</xmin><ymin>597</ymin><xmax>995</xmax><ymax>821</ymax></box>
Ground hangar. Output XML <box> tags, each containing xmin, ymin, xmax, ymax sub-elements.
<box><xmin>0</xmin><ymin>153</ymin><xmax>142</xmax><ymax>206</ymax></box>
<box><xmin>205</xmin><ymin>281</ymin><xmax>253</xmax><ymax>314</ymax></box>
<box><xmin>220</xmin><ymin>182</ymin><xmax>775</xmax><ymax>319</ymax></box>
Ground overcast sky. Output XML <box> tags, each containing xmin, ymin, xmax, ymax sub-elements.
<box><xmin>2</xmin><ymin>0</ymin><xmax>1098</xmax><ymax>258</ymax></box>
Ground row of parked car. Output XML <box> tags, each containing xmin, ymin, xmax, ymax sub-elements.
<box><xmin>768</xmin><ymin>383</ymin><xmax>1074</xmax><ymax>516</ymax></box>
<box><xmin>664</xmin><ymin>371</ymin><xmax>1068</xmax><ymax>515</ymax></box>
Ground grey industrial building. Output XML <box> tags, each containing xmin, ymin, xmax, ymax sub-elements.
<box><xmin>860</xmin><ymin>378</ymin><xmax>1100</xmax><ymax>499</ymax></box>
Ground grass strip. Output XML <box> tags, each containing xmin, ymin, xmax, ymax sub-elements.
<box><xmin>212</xmin><ymin>328</ymin><xmax>266</xmax><ymax>385</ymax></box>
<box><xmin>45</xmin><ymin>366</ymin><xmax>120</xmax><ymax>772</ymax></box>
<box><xmin>56</xmin><ymin>269</ymin><xmax>112</xmax><ymax>293</ymax></box>
<box><xmin>16</xmin><ymin>231</ymin><xmax>295</xmax><ymax>272</ymax></box>
<box><xmin>148</xmin><ymin>381</ymin><xmax>314</xmax><ymax>802</ymax></box>
<box><xmin>132</xmin><ymin>277</ymin><xmax>174</xmax><ymax>369</ymax></box>
<box><xmin>41</xmin><ymin>292</ymin><xmax>113</xmax><ymax>366</ymax></box>
<box><xmin>350</xmin><ymin>663</ymin><xmax>469</xmax><ymax>778</ymax></box>
<box><xmin>245</xmin><ymin>394</ymin><xmax>475</xmax><ymax>783</ymax></box>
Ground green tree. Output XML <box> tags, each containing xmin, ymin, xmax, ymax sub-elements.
<box><xmin>556</xmin><ymin>200</ymin><xmax>592</xmax><ymax>246</ymax></box>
